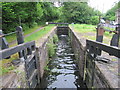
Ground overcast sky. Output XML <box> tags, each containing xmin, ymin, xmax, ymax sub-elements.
<box><xmin>88</xmin><ymin>0</ymin><xmax>119</xmax><ymax>13</ymax></box>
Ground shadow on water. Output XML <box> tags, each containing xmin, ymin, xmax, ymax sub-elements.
<box><xmin>40</xmin><ymin>35</ymin><xmax>87</xmax><ymax>89</ymax></box>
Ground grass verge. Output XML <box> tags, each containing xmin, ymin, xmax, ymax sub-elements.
<box><xmin>25</xmin><ymin>25</ymin><xmax>54</xmax><ymax>42</ymax></box>
<box><xmin>70</xmin><ymin>24</ymin><xmax>115</xmax><ymax>44</ymax></box>
<box><xmin>5</xmin><ymin>25</ymin><xmax>44</xmax><ymax>43</ymax></box>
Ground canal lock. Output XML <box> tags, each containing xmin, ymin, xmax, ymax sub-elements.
<box><xmin>39</xmin><ymin>26</ymin><xmax>87</xmax><ymax>89</ymax></box>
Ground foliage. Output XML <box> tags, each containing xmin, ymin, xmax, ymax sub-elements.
<box><xmin>44</xmin><ymin>65</ymin><xmax>50</xmax><ymax>71</ymax></box>
<box><xmin>47</xmin><ymin>38</ymin><xmax>56</xmax><ymax>58</ymax></box>
<box><xmin>89</xmin><ymin>16</ymin><xmax>99</xmax><ymax>25</ymax></box>
<box><xmin>105</xmin><ymin>1</ymin><xmax>120</xmax><ymax>21</ymax></box>
<box><xmin>60</xmin><ymin>2</ymin><xmax>100</xmax><ymax>24</ymax></box>
<box><xmin>53</xmin><ymin>34</ymin><xmax>59</xmax><ymax>44</ymax></box>
<box><xmin>2</xmin><ymin>2</ymin><xmax>59</xmax><ymax>33</ymax></box>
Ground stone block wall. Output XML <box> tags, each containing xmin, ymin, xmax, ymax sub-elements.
<box><xmin>69</xmin><ymin>26</ymin><xmax>117</xmax><ymax>89</ymax></box>
<box><xmin>69</xmin><ymin>27</ymin><xmax>86</xmax><ymax>81</ymax></box>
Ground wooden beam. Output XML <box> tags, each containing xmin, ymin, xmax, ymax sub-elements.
<box><xmin>0</xmin><ymin>41</ymin><xmax>35</xmax><ymax>60</ymax></box>
<box><xmin>86</xmin><ymin>39</ymin><xmax>120</xmax><ymax>58</ymax></box>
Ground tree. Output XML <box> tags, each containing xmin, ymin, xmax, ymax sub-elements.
<box><xmin>2</xmin><ymin>2</ymin><xmax>59</xmax><ymax>33</ymax></box>
<box><xmin>105</xmin><ymin>1</ymin><xmax>120</xmax><ymax>21</ymax></box>
<box><xmin>60</xmin><ymin>2</ymin><xmax>100</xmax><ymax>24</ymax></box>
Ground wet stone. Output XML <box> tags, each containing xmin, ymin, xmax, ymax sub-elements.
<box><xmin>40</xmin><ymin>35</ymin><xmax>86</xmax><ymax>89</ymax></box>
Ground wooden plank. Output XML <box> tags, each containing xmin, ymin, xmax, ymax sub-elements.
<box><xmin>28</xmin><ymin>69</ymin><xmax>38</xmax><ymax>88</ymax></box>
<box><xmin>25</xmin><ymin>51</ymin><xmax>36</xmax><ymax>64</ymax></box>
<box><xmin>27</xmin><ymin>60</ymin><xmax>36</xmax><ymax>78</ymax></box>
<box><xmin>86</xmin><ymin>39</ymin><xmax>120</xmax><ymax>58</ymax></box>
<box><xmin>0</xmin><ymin>41</ymin><xmax>35</xmax><ymax>60</ymax></box>
<box><xmin>31</xmin><ymin>74</ymin><xmax>38</xmax><ymax>88</ymax></box>
<box><xmin>28</xmin><ymin>69</ymin><xmax>37</xmax><ymax>82</ymax></box>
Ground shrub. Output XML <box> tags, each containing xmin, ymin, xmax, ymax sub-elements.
<box><xmin>47</xmin><ymin>38</ymin><xmax>57</xmax><ymax>58</ymax></box>
<box><xmin>53</xmin><ymin>34</ymin><xmax>59</xmax><ymax>44</ymax></box>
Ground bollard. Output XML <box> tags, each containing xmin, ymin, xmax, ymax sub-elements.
<box><xmin>110</xmin><ymin>25</ymin><xmax>120</xmax><ymax>47</ymax></box>
<box><xmin>0</xmin><ymin>30</ymin><xmax>9</xmax><ymax>50</ymax></box>
<box><xmin>96</xmin><ymin>24</ymin><xmax>104</xmax><ymax>42</ymax></box>
<box><xmin>96</xmin><ymin>24</ymin><xmax>104</xmax><ymax>55</ymax></box>
<box><xmin>16</xmin><ymin>26</ymin><xmax>24</xmax><ymax>44</ymax></box>
<box><xmin>16</xmin><ymin>26</ymin><xmax>24</xmax><ymax>58</ymax></box>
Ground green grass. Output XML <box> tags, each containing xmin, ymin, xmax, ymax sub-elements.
<box><xmin>24</xmin><ymin>25</ymin><xmax>44</xmax><ymax>36</ymax></box>
<box><xmin>25</xmin><ymin>25</ymin><xmax>54</xmax><ymax>42</ymax></box>
<box><xmin>5</xmin><ymin>34</ymin><xmax>16</xmax><ymax>44</ymax></box>
<box><xmin>0</xmin><ymin>53</ymin><xmax>19</xmax><ymax>76</ymax></box>
<box><xmin>5</xmin><ymin>25</ymin><xmax>43</xmax><ymax>43</ymax></box>
<box><xmin>70</xmin><ymin>24</ymin><xmax>96</xmax><ymax>33</ymax></box>
<box><xmin>104</xmin><ymin>26</ymin><xmax>115</xmax><ymax>31</ymax></box>
<box><xmin>70</xmin><ymin>24</ymin><xmax>114</xmax><ymax>42</ymax></box>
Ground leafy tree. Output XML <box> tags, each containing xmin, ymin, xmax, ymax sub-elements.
<box><xmin>60</xmin><ymin>2</ymin><xmax>100</xmax><ymax>24</ymax></box>
<box><xmin>2</xmin><ymin>2</ymin><xmax>59</xmax><ymax>33</ymax></box>
<box><xmin>105</xmin><ymin>1</ymin><xmax>120</xmax><ymax>21</ymax></box>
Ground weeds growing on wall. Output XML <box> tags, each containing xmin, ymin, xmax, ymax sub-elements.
<box><xmin>47</xmin><ymin>34</ymin><xmax>58</xmax><ymax>58</ymax></box>
<box><xmin>53</xmin><ymin>34</ymin><xmax>59</xmax><ymax>44</ymax></box>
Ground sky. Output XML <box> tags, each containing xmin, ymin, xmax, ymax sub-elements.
<box><xmin>88</xmin><ymin>0</ymin><xmax>119</xmax><ymax>13</ymax></box>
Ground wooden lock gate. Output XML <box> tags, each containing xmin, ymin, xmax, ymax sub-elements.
<box><xmin>0</xmin><ymin>41</ymin><xmax>40</xmax><ymax>88</ymax></box>
<box><xmin>85</xmin><ymin>39</ymin><xmax>120</xmax><ymax>88</ymax></box>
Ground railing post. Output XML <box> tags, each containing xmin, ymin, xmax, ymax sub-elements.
<box><xmin>0</xmin><ymin>30</ymin><xmax>10</xmax><ymax>58</ymax></box>
<box><xmin>117</xmin><ymin>25</ymin><xmax>120</xmax><ymax>48</ymax></box>
<box><xmin>16</xmin><ymin>26</ymin><xmax>24</xmax><ymax>58</ymax></box>
<box><xmin>16</xmin><ymin>26</ymin><xmax>24</xmax><ymax>44</ymax></box>
<box><xmin>96</xmin><ymin>24</ymin><xmax>104</xmax><ymax>55</ymax></box>
<box><xmin>110</xmin><ymin>8</ymin><xmax>120</xmax><ymax>47</ymax></box>
<box><xmin>110</xmin><ymin>26</ymin><xmax>120</xmax><ymax>47</ymax></box>
<box><xmin>0</xmin><ymin>30</ymin><xmax>9</xmax><ymax>50</ymax></box>
<box><xmin>96</xmin><ymin>24</ymin><xmax>104</xmax><ymax>42</ymax></box>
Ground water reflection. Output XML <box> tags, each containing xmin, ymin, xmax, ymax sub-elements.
<box><xmin>40</xmin><ymin>35</ymin><xmax>86</xmax><ymax>89</ymax></box>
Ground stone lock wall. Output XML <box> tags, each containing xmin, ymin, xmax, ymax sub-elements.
<box><xmin>37</xmin><ymin>27</ymin><xmax>57</xmax><ymax>78</ymax></box>
<box><xmin>69</xmin><ymin>27</ymin><xmax>86</xmax><ymax>81</ymax></box>
<box><xmin>68</xmin><ymin>26</ymin><xmax>116</xmax><ymax>89</ymax></box>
